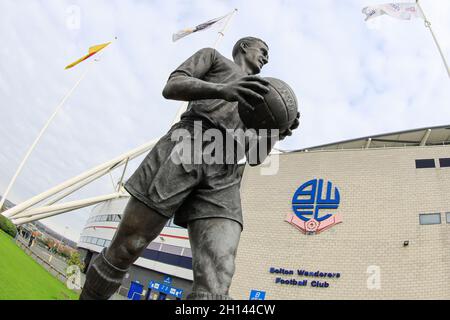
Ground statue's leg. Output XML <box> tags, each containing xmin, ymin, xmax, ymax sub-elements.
<box><xmin>186</xmin><ymin>218</ymin><xmax>242</xmax><ymax>300</ymax></box>
<box><xmin>79</xmin><ymin>196</ymin><xmax>168</xmax><ymax>300</ymax></box>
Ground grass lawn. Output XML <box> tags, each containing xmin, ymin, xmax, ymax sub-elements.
<box><xmin>0</xmin><ymin>229</ymin><xmax>79</xmax><ymax>300</ymax></box>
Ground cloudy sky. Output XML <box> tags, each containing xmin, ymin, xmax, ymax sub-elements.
<box><xmin>0</xmin><ymin>0</ymin><xmax>449</xmax><ymax>241</ymax></box>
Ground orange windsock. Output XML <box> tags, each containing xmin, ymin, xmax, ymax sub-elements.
<box><xmin>65</xmin><ymin>42</ymin><xmax>111</xmax><ymax>70</ymax></box>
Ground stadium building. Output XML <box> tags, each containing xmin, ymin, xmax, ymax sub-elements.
<box><xmin>77</xmin><ymin>125</ymin><xmax>450</xmax><ymax>299</ymax></box>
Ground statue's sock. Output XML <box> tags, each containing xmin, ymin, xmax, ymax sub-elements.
<box><xmin>186</xmin><ymin>291</ymin><xmax>233</xmax><ymax>300</ymax></box>
<box><xmin>79</xmin><ymin>249</ymin><xmax>128</xmax><ymax>300</ymax></box>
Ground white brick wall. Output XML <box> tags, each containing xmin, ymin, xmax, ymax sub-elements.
<box><xmin>230</xmin><ymin>145</ymin><xmax>450</xmax><ymax>299</ymax></box>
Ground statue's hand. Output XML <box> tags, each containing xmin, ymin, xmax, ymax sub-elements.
<box><xmin>218</xmin><ymin>76</ymin><xmax>269</xmax><ymax>112</ymax></box>
<box><xmin>279</xmin><ymin>112</ymin><xmax>300</xmax><ymax>140</ymax></box>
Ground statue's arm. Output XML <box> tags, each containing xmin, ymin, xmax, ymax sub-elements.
<box><xmin>162</xmin><ymin>47</ymin><xmax>269</xmax><ymax>111</ymax></box>
<box><xmin>162</xmin><ymin>47</ymin><xmax>223</xmax><ymax>101</ymax></box>
<box><xmin>162</xmin><ymin>75</ymin><xmax>226</xmax><ymax>101</ymax></box>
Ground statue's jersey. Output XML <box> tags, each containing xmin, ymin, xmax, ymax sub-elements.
<box><xmin>169</xmin><ymin>47</ymin><xmax>247</xmax><ymax>133</ymax></box>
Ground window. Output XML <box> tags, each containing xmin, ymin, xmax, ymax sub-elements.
<box><xmin>147</xmin><ymin>242</ymin><xmax>161</xmax><ymax>250</ymax></box>
<box><xmin>97</xmin><ymin>239</ymin><xmax>106</xmax><ymax>246</ymax></box>
<box><xmin>439</xmin><ymin>158</ymin><xmax>450</xmax><ymax>167</ymax></box>
<box><xmin>104</xmin><ymin>240</ymin><xmax>111</xmax><ymax>247</ymax></box>
<box><xmin>446</xmin><ymin>213</ymin><xmax>450</xmax><ymax>224</ymax></box>
<box><xmin>140</xmin><ymin>248</ymin><xmax>192</xmax><ymax>270</ymax></box>
<box><xmin>419</xmin><ymin>213</ymin><xmax>441</xmax><ymax>225</ymax></box>
<box><xmin>182</xmin><ymin>248</ymin><xmax>192</xmax><ymax>258</ymax></box>
<box><xmin>415</xmin><ymin>159</ymin><xmax>435</xmax><ymax>168</ymax></box>
<box><xmin>161</xmin><ymin>244</ymin><xmax>183</xmax><ymax>255</ymax></box>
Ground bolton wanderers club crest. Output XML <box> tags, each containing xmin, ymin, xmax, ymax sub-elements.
<box><xmin>285</xmin><ymin>179</ymin><xmax>342</xmax><ymax>235</ymax></box>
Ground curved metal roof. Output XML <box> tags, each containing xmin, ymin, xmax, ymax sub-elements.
<box><xmin>290</xmin><ymin>124</ymin><xmax>450</xmax><ymax>153</ymax></box>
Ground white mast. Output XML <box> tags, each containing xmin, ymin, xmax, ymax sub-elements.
<box><xmin>416</xmin><ymin>0</ymin><xmax>450</xmax><ymax>78</ymax></box>
<box><xmin>0</xmin><ymin>41</ymin><xmax>115</xmax><ymax>211</ymax></box>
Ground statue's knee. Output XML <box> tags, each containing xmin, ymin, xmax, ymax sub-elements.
<box><xmin>127</xmin><ymin>236</ymin><xmax>148</xmax><ymax>256</ymax></box>
<box><xmin>112</xmin><ymin>236</ymin><xmax>147</xmax><ymax>265</ymax></box>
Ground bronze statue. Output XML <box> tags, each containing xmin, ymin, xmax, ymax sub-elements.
<box><xmin>80</xmin><ymin>36</ymin><xmax>299</xmax><ymax>300</ymax></box>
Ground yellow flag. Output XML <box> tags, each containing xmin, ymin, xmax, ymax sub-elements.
<box><xmin>65</xmin><ymin>42</ymin><xmax>111</xmax><ymax>70</ymax></box>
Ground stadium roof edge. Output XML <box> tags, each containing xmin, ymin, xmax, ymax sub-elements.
<box><xmin>289</xmin><ymin>124</ymin><xmax>450</xmax><ymax>153</ymax></box>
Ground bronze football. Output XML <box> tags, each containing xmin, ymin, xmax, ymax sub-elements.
<box><xmin>238</xmin><ymin>77</ymin><xmax>299</xmax><ymax>132</ymax></box>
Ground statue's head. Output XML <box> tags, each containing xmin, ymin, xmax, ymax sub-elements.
<box><xmin>232</xmin><ymin>37</ymin><xmax>269</xmax><ymax>75</ymax></box>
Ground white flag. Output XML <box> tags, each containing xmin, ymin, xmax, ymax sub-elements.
<box><xmin>362</xmin><ymin>3</ymin><xmax>425</xmax><ymax>21</ymax></box>
<box><xmin>172</xmin><ymin>11</ymin><xmax>234</xmax><ymax>42</ymax></box>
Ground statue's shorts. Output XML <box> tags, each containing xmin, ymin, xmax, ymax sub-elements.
<box><xmin>124</xmin><ymin>119</ymin><xmax>245</xmax><ymax>229</ymax></box>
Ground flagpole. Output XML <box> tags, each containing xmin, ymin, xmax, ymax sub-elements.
<box><xmin>213</xmin><ymin>8</ymin><xmax>238</xmax><ymax>49</ymax></box>
<box><xmin>170</xmin><ymin>9</ymin><xmax>238</xmax><ymax>125</ymax></box>
<box><xmin>416</xmin><ymin>0</ymin><xmax>450</xmax><ymax>79</ymax></box>
<box><xmin>0</xmin><ymin>40</ymin><xmax>115</xmax><ymax>212</ymax></box>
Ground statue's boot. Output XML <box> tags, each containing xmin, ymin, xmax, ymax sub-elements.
<box><xmin>79</xmin><ymin>249</ymin><xmax>128</xmax><ymax>300</ymax></box>
<box><xmin>186</xmin><ymin>291</ymin><xmax>233</xmax><ymax>300</ymax></box>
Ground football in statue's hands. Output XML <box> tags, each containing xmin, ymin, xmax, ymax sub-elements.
<box><xmin>238</xmin><ymin>77</ymin><xmax>299</xmax><ymax>132</ymax></box>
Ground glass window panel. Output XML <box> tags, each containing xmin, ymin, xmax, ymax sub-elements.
<box><xmin>439</xmin><ymin>158</ymin><xmax>450</xmax><ymax>167</ymax></box>
<box><xmin>419</xmin><ymin>213</ymin><xmax>441</xmax><ymax>225</ymax></box>
<box><xmin>415</xmin><ymin>159</ymin><xmax>435</xmax><ymax>168</ymax></box>
<box><xmin>182</xmin><ymin>248</ymin><xmax>192</xmax><ymax>257</ymax></box>
<box><xmin>161</xmin><ymin>244</ymin><xmax>183</xmax><ymax>255</ymax></box>
<box><xmin>147</xmin><ymin>242</ymin><xmax>161</xmax><ymax>250</ymax></box>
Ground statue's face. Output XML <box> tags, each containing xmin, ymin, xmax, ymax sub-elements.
<box><xmin>242</xmin><ymin>40</ymin><xmax>269</xmax><ymax>75</ymax></box>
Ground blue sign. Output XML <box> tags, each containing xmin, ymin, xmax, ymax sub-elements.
<box><xmin>127</xmin><ymin>281</ymin><xmax>143</xmax><ymax>300</ymax></box>
<box><xmin>292</xmin><ymin>179</ymin><xmax>340</xmax><ymax>222</ymax></box>
<box><xmin>163</xmin><ymin>275</ymin><xmax>172</xmax><ymax>285</ymax></box>
<box><xmin>249</xmin><ymin>290</ymin><xmax>266</xmax><ymax>300</ymax></box>
<box><xmin>149</xmin><ymin>280</ymin><xmax>183</xmax><ymax>299</ymax></box>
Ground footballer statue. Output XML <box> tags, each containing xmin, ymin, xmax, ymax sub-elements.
<box><xmin>80</xmin><ymin>36</ymin><xmax>299</xmax><ymax>300</ymax></box>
